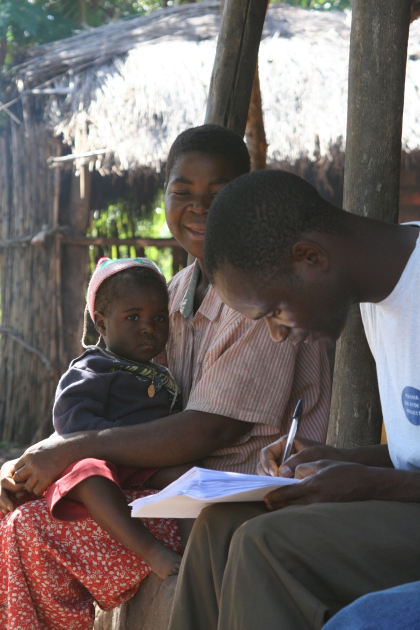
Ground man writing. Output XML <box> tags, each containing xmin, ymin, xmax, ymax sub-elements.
<box><xmin>168</xmin><ymin>169</ymin><xmax>420</xmax><ymax>630</ymax></box>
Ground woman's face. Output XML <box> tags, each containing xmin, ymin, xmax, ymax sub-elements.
<box><xmin>164</xmin><ymin>152</ymin><xmax>239</xmax><ymax>260</ymax></box>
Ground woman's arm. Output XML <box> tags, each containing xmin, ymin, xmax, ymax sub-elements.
<box><xmin>13</xmin><ymin>410</ymin><xmax>252</xmax><ymax>496</ymax></box>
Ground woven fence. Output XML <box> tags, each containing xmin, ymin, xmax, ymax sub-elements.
<box><xmin>0</xmin><ymin>121</ymin><xmax>60</xmax><ymax>444</ymax></box>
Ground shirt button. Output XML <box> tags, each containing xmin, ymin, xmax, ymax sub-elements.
<box><xmin>196</xmin><ymin>330</ymin><xmax>202</xmax><ymax>338</ymax></box>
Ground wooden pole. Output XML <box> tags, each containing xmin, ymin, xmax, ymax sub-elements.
<box><xmin>327</xmin><ymin>0</ymin><xmax>411</xmax><ymax>448</ymax></box>
<box><xmin>60</xmin><ymin>166</ymin><xmax>92</xmax><ymax>370</ymax></box>
<box><xmin>60</xmin><ymin>235</ymin><xmax>181</xmax><ymax>248</ymax></box>
<box><xmin>186</xmin><ymin>0</ymin><xmax>267</xmax><ymax>266</ymax></box>
<box><xmin>205</xmin><ymin>0</ymin><xmax>267</xmax><ymax>137</ymax></box>
<box><xmin>81</xmin><ymin>0</ymin><xmax>87</xmax><ymax>27</ymax></box>
<box><xmin>411</xmin><ymin>0</ymin><xmax>420</xmax><ymax>22</ymax></box>
<box><xmin>245</xmin><ymin>64</ymin><xmax>268</xmax><ymax>171</ymax></box>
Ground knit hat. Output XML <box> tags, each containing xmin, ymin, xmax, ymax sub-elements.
<box><xmin>87</xmin><ymin>257</ymin><xmax>164</xmax><ymax>321</ymax></box>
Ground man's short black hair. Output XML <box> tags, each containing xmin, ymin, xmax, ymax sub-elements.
<box><xmin>204</xmin><ymin>169</ymin><xmax>346</xmax><ymax>282</ymax></box>
<box><xmin>165</xmin><ymin>124</ymin><xmax>250</xmax><ymax>181</ymax></box>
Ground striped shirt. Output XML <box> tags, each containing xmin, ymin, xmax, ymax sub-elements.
<box><xmin>166</xmin><ymin>262</ymin><xmax>331</xmax><ymax>474</ymax></box>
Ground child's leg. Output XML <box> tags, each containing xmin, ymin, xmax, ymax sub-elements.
<box><xmin>147</xmin><ymin>463</ymin><xmax>194</xmax><ymax>490</ymax></box>
<box><xmin>148</xmin><ymin>463</ymin><xmax>196</xmax><ymax>552</ymax></box>
<box><xmin>67</xmin><ymin>477</ymin><xmax>181</xmax><ymax>580</ymax></box>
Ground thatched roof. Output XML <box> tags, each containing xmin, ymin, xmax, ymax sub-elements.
<box><xmin>10</xmin><ymin>1</ymin><xmax>420</xmax><ymax>174</ymax></box>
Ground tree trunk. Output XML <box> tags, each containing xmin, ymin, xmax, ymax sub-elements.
<box><xmin>205</xmin><ymin>0</ymin><xmax>267</xmax><ymax>137</ymax></box>
<box><xmin>327</xmin><ymin>0</ymin><xmax>411</xmax><ymax>448</ymax></box>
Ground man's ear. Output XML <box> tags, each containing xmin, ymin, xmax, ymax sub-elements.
<box><xmin>94</xmin><ymin>311</ymin><xmax>107</xmax><ymax>337</ymax></box>
<box><xmin>291</xmin><ymin>241</ymin><xmax>329</xmax><ymax>271</ymax></box>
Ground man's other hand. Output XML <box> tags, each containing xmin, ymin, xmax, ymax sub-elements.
<box><xmin>264</xmin><ymin>461</ymin><xmax>376</xmax><ymax>509</ymax></box>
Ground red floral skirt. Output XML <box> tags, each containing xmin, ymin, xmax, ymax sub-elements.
<box><xmin>0</xmin><ymin>489</ymin><xmax>180</xmax><ymax>630</ymax></box>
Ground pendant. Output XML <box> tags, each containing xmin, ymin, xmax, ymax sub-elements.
<box><xmin>148</xmin><ymin>383</ymin><xmax>156</xmax><ymax>398</ymax></box>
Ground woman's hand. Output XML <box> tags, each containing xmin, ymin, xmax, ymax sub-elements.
<box><xmin>13</xmin><ymin>435</ymin><xmax>76</xmax><ymax>497</ymax></box>
<box><xmin>0</xmin><ymin>459</ymin><xmax>25</xmax><ymax>515</ymax></box>
<box><xmin>258</xmin><ymin>435</ymin><xmax>345</xmax><ymax>478</ymax></box>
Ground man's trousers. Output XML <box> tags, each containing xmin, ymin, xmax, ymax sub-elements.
<box><xmin>168</xmin><ymin>501</ymin><xmax>420</xmax><ymax>630</ymax></box>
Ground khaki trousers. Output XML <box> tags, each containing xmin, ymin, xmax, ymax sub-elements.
<box><xmin>168</xmin><ymin>501</ymin><xmax>420</xmax><ymax>630</ymax></box>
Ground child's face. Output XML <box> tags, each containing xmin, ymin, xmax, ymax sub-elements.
<box><xmin>95</xmin><ymin>285</ymin><xmax>169</xmax><ymax>363</ymax></box>
<box><xmin>164</xmin><ymin>152</ymin><xmax>239</xmax><ymax>260</ymax></box>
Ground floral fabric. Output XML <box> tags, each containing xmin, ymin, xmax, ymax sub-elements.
<box><xmin>0</xmin><ymin>490</ymin><xmax>180</xmax><ymax>630</ymax></box>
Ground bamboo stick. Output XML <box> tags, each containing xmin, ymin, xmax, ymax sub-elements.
<box><xmin>0</xmin><ymin>235</ymin><xmax>181</xmax><ymax>248</ymax></box>
<box><xmin>0</xmin><ymin>323</ymin><xmax>53</xmax><ymax>371</ymax></box>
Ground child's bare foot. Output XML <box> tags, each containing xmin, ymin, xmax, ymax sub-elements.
<box><xmin>141</xmin><ymin>538</ymin><xmax>182</xmax><ymax>579</ymax></box>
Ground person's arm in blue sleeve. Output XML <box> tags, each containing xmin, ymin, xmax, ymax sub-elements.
<box><xmin>53</xmin><ymin>368</ymin><xmax>117</xmax><ymax>434</ymax></box>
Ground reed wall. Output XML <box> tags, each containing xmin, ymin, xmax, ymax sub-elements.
<box><xmin>0</xmin><ymin>121</ymin><xmax>61</xmax><ymax>443</ymax></box>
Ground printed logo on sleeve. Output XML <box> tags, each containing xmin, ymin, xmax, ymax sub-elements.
<box><xmin>402</xmin><ymin>386</ymin><xmax>420</xmax><ymax>425</ymax></box>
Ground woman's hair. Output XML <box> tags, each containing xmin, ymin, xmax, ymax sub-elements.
<box><xmin>165</xmin><ymin>124</ymin><xmax>251</xmax><ymax>182</ymax></box>
<box><xmin>82</xmin><ymin>267</ymin><xmax>168</xmax><ymax>348</ymax></box>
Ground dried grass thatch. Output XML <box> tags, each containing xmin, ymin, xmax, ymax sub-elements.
<box><xmin>10</xmin><ymin>2</ymin><xmax>420</xmax><ymax>176</ymax></box>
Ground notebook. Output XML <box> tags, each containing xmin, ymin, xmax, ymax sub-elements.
<box><xmin>130</xmin><ymin>466</ymin><xmax>299</xmax><ymax>518</ymax></box>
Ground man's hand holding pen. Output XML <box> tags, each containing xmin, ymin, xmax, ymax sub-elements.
<box><xmin>258</xmin><ymin>435</ymin><xmax>343</xmax><ymax>478</ymax></box>
<box><xmin>257</xmin><ymin>434</ymin><xmax>420</xmax><ymax>509</ymax></box>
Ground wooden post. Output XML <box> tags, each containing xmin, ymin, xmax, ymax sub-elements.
<box><xmin>187</xmin><ymin>0</ymin><xmax>267</xmax><ymax>265</ymax></box>
<box><xmin>60</xmin><ymin>166</ymin><xmax>92</xmax><ymax>370</ymax></box>
<box><xmin>245</xmin><ymin>64</ymin><xmax>268</xmax><ymax>171</ymax></box>
<box><xmin>205</xmin><ymin>0</ymin><xmax>267</xmax><ymax>137</ymax></box>
<box><xmin>327</xmin><ymin>0</ymin><xmax>411</xmax><ymax>448</ymax></box>
<box><xmin>411</xmin><ymin>0</ymin><xmax>420</xmax><ymax>22</ymax></box>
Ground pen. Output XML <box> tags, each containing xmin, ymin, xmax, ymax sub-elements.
<box><xmin>281</xmin><ymin>399</ymin><xmax>303</xmax><ymax>465</ymax></box>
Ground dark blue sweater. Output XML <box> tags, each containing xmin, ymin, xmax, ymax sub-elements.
<box><xmin>53</xmin><ymin>348</ymin><xmax>181</xmax><ymax>435</ymax></box>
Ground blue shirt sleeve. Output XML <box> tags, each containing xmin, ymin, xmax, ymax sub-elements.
<box><xmin>53</xmin><ymin>367</ymin><xmax>119</xmax><ymax>434</ymax></box>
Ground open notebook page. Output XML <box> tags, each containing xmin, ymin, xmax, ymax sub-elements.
<box><xmin>130</xmin><ymin>466</ymin><xmax>299</xmax><ymax>518</ymax></box>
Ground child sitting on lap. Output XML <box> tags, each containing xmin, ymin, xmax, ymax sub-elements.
<box><xmin>45</xmin><ymin>256</ymin><xmax>189</xmax><ymax>579</ymax></box>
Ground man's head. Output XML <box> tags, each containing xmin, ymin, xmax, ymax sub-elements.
<box><xmin>204</xmin><ymin>169</ymin><xmax>354</xmax><ymax>344</ymax></box>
